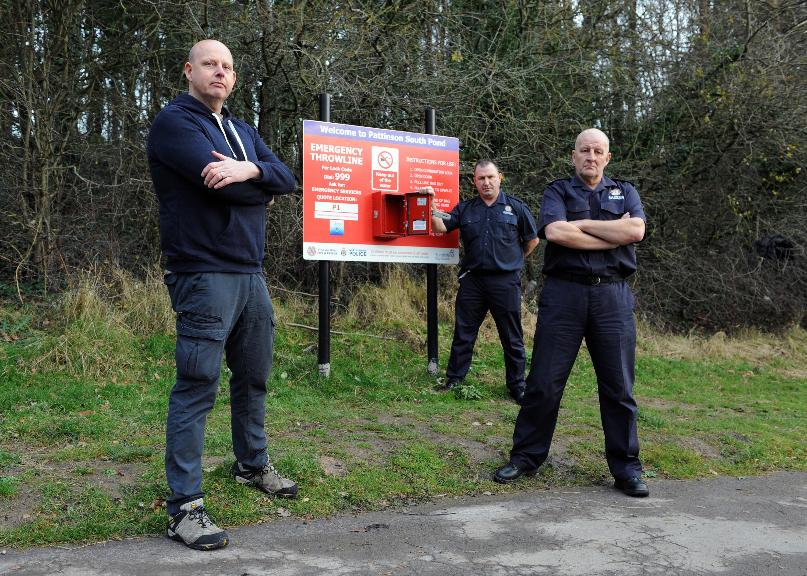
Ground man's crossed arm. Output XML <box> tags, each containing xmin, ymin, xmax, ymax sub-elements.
<box><xmin>545</xmin><ymin>213</ymin><xmax>645</xmax><ymax>250</ymax></box>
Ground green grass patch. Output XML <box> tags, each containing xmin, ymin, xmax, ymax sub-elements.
<box><xmin>0</xmin><ymin>450</ymin><xmax>20</xmax><ymax>469</ymax></box>
<box><xmin>0</xmin><ymin>476</ymin><xmax>19</xmax><ymax>497</ymax></box>
<box><xmin>1</xmin><ymin>268</ymin><xmax>806</xmax><ymax>548</ymax></box>
<box><xmin>642</xmin><ymin>443</ymin><xmax>706</xmax><ymax>478</ymax></box>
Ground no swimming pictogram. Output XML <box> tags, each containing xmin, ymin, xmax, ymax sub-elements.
<box><xmin>377</xmin><ymin>150</ymin><xmax>394</xmax><ymax>169</ymax></box>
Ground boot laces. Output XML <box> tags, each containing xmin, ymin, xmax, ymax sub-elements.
<box><xmin>188</xmin><ymin>505</ymin><xmax>212</xmax><ymax>528</ymax></box>
<box><xmin>258</xmin><ymin>462</ymin><xmax>280</xmax><ymax>480</ymax></box>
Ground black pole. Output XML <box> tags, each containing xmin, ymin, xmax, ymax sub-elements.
<box><xmin>318</xmin><ymin>94</ymin><xmax>331</xmax><ymax>378</ymax></box>
<box><xmin>425</xmin><ymin>108</ymin><xmax>439</xmax><ymax>376</ymax></box>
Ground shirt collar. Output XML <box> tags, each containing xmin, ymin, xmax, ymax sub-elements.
<box><xmin>571</xmin><ymin>174</ymin><xmax>615</xmax><ymax>193</ymax></box>
<box><xmin>473</xmin><ymin>190</ymin><xmax>508</xmax><ymax>207</ymax></box>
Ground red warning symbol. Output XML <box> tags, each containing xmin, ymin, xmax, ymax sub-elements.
<box><xmin>377</xmin><ymin>150</ymin><xmax>394</xmax><ymax>169</ymax></box>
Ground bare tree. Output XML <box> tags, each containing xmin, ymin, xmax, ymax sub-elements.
<box><xmin>0</xmin><ymin>0</ymin><xmax>804</xmax><ymax>330</ymax></box>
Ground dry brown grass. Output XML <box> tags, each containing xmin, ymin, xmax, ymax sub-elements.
<box><xmin>339</xmin><ymin>267</ymin><xmax>539</xmax><ymax>350</ymax></box>
<box><xmin>637</xmin><ymin>322</ymin><xmax>807</xmax><ymax>365</ymax></box>
<box><xmin>60</xmin><ymin>265</ymin><xmax>174</xmax><ymax>336</ymax></box>
<box><xmin>20</xmin><ymin>265</ymin><xmax>173</xmax><ymax>379</ymax></box>
<box><xmin>342</xmin><ymin>267</ymin><xmax>428</xmax><ymax>327</ymax></box>
<box><xmin>14</xmin><ymin>264</ymin><xmax>807</xmax><ymax>378</ymax></box>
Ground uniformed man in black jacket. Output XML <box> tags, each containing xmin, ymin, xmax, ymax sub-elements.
<box><xmin>493</xmin><ymin>129</ymin><xmax>650</xmax><ymax>497</ymax></box>
<box><xmin>431</xmin><ymin>159</ymin><xmax>539</xmax><ymax>404</ymax></box>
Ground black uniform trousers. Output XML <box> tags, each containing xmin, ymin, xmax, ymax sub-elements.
<box><xmin>511</xmin><ymin>277</ymin><xmax>642</xmax><ymax>480</ymax></box>
<box><xmin>446</xmin><ymin>270</ymin><xmax>526</xmax><ymax>392</ymax></box>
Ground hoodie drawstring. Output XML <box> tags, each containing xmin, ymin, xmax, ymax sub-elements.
<box><xmin>227</xmin><ymin>119</ymin><xmax>249</xmax><ymax>161</ymax></box>
<box><xmin>211</xmin><ymin>113</ymin><xmax>248</xmax><ymax>161</ymax></box>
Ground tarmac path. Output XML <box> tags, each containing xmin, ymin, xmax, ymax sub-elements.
<box><xmin>2</xmin><ymin>472</ymin><xmax>806</xmax><ymax>575</ymax></box>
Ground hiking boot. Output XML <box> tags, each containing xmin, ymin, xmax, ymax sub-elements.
<box><xmin>232</xmin><ymin>461</ymin><xmax>298</xmax><ymax>498</ymax></box>
<box><xmin>166</xmin><ymin>498</ymin><xmax>229</xmax><ymax>551</ymax></box>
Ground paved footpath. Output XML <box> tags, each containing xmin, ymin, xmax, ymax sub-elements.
<box><xmin>2</xmin><ymin>472</ymin><xmax>806</xmax><ymax>575</ymax></box>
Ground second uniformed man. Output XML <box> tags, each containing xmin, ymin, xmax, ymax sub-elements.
<box><xmin>431</xmin><ymin>159</ymin><xmax>539</xmax><ymax>404</ymax></box>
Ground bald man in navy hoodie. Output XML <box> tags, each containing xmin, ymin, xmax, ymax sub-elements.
<box><xmin>147</xmin><ymin>39</ymin><xmax>297</xmax><ymax>551</ymax></box>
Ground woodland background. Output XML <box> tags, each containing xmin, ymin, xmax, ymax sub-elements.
<box><xmin>2</xmin><ymin>0</ymin><xmax>805</xmax><ymax>332</ymax></box>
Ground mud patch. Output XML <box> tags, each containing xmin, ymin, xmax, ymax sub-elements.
<box><xmin>340</xmin><ymin>414</ymin><xmax>506</xmax><ymax>473</ymax></box>
<box><xmin>319</xmin><ymin>455</ymin><xmax>347</xmax><ymax>477</ymax></box>
<box><xmin>639</xmin><ymin>397</ymin><xmax>700</xmax><ymax>411</ymax></box>
<box><xmin>679</xmin><ymin>436</ymin><xmax>721</xmax><ymax>459</ymax></box>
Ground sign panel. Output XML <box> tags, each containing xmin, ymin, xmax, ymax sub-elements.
<box><xmin>303</xmin><ymin>120</ymin><xmax>460</xmax><ymax>264</ymax></box>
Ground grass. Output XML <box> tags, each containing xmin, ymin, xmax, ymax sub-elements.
<box><xmin>0</xmin><ymin>267</ymin><xmax>805</xmax><ymax>548</ymax></box>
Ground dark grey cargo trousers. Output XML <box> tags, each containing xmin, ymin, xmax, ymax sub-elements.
<box><xmin>163</xmin><ymin>272</ymin><xmax>274</xmax><ymax>514</ymax></box>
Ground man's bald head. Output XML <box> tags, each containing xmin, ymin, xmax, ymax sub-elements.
<box><xmin>184</xmin><ymin>39</ymin><xmax>236</xmax><ymax>113</ymax></box>
<box><xmin>575</xmin><ymin>128</ymin><xmax>610</xmax><ymax>153</ymax></box>
<box><xmin>188</xmin><ymin>39</ymin><xmax>233</xmax><ymax>65</ymax></box>
<box><xmin>572</xmin><ymin>128</ymin><xmax>612</xmax><ymax>187</ymax></box>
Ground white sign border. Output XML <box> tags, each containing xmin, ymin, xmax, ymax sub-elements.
<box><xmin>303</xmin><ymin>242</ymin><xmax>459</xmax><ymax>265</ymax></box>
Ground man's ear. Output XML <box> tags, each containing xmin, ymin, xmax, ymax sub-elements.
<box><xmin>183</xmin><ymin>61</ymin><xmax>192</xmax><ymax>81</ymax></box>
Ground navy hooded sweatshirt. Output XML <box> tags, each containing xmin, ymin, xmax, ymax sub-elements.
<box><xmin>147</xmin><ymin>93</ymin><xmax>296</xmax><ymax>273</ymax></box>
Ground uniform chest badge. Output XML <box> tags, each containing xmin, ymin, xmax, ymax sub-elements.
<box><xmin>504</xmin><ymin>205</ymin><xmax>513</xmax><ymax>214</ymax></box>
<box><xmin>608</xmin><ymin>188</ymin><xmax>624</xmax><ymax>200</ymax></box>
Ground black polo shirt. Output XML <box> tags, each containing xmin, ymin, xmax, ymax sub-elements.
<box><xmin>444</xmin><ymin>191</ymin><xmax>538</xmax><ymax>273</ymax></box>
<box><xmin>539</xmin><ymin>175</ymin><xmax>646</xmax><ymax>278</ymax></box>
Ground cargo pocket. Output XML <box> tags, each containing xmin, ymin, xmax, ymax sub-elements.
<box><xmin>164</xmin><ymin>272</ymin><xmax>178</xmax><ymax>311</ymax></box>
<box><xmin>176</xmin><ymin>312</ymin><xmax>227</xmax><ymax>383</ymax></box>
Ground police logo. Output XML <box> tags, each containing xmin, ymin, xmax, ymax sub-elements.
<box><xmin>608</xmin><ymin>188</ymin><xmax>624</xmax><ymax>200</ymax></box>
<box><xmin>504</xmin><ymin>205</ymin><xmax>513</xmax><ymax>213</ymax></box>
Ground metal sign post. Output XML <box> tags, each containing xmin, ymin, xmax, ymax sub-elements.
<box><xmin>317</xmin><ymin>93</ymin><xmax>331</xmax><ymax>378</ymax></box>
<box><xmin>425</xmin><ymin>108</ymin><xmax>439</xmax><ymax>376</ymax></box>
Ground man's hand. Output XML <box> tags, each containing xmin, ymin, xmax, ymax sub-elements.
<box><xmin>202</xmin><ymin>150</ymin><xmax>261</xmax><ymax>189</ymax></box>
<box><xmin>523</xmin><ymin>237</ymin><xmax>539</xmax><ymax>257</ymax></box>
<box><xmin>417</xmin><ymin>186</ymin><xmax>449</xmax><ymax>233</ymax></box>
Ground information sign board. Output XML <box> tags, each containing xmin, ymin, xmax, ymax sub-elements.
<box><xmin>303</xmin><ymin>120</ymin><xmax>460</xmax><ymax>264</ymax></box>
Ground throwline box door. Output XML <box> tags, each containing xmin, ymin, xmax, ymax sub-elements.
<box><xmin>405</xmin><ymin>191</ymin><xmax>432</xmax><ymax>236</ymax></box>
<box><xmin>372</xmin><ymin>191</ymin><xmax>406</xmax><ymax>238</ymax></box>
<box><xmin>372</xmin><ymin>191</ymin><xmax>434</xmax><ymax>239</ymax></box>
